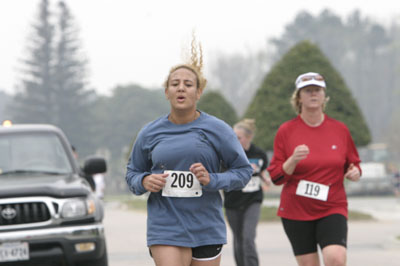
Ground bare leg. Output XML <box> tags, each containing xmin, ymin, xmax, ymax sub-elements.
<box><xmin>295</xmin><ymin>252</ymin><xmax>320</xmax><ymax>266</ymax></box>
<box><xmin>150</xmin><ymin>245</ymin><xmax>192</xmax><ymax>266</ymax></box>
<box><xmin>322</xmin><ymin>245</ymin><xmax>346</xmax><ymax>266</ymax></box>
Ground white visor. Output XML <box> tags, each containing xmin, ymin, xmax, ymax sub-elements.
<box><xmin>295</xmin><ymin>72</ymin><xmax>326</xmax><ymax>90</ymax></box>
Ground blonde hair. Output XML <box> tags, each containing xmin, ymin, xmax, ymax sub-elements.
<box><xmin>234</xmin><ymin>118</ymin><xmax>256</xmax><ymax>137</ymax></box>
<box><xmin>290</xmin><ymin>88</ymin><xmax>330</xmax><ymax>114</ymax></box>
<box><xmin>163</xmin><ymin>33</ymin><xmax>207</xmax><ymax>93</ymax></box>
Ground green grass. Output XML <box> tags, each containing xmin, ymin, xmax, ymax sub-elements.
<box><xmin>259</xmin><ymin>206</ymin><xmax>374</xmax><ymax>222</ymax></box>
<box><xmin>104</xmin><ymin>194</ymin><xmax>135</xmax><ymax>202</ymax></box>
<box><xmin>348</xmin><ymin>210</ymin><xmax>374</xmax><ymax>221</ymax></box>
<box><xmin>123</xmin><ymin>198</ymin><xmax>147</xmax><ymax>211</ymax></box>
<box><xmin>104</xmin><ymin>194</ymin><xmax>148</xmax><ymax>212</ymax></box>
<box><xmin>109</xmin><ymin>196</ymin><xmax>374</xmax><ymax>222</ymax></box>
<box><xmin>259</xmin><ymin>206</ymin><xmax>281</xmax><ymax>222</ymax></box>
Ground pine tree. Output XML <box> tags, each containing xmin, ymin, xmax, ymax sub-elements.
<box><xmin>53</xmin><ymin>0</ymin><xmax>94</xmax><ymax>154</ymax></box>
<box><xmin>197</xmin><ymin>91</ymin><xmax>238</xmax><ymax>126</ymax></box>
<box><xmin>245</xmin><ymin>41</ymin><xmax>371</xmax><ymax>150</ymax></box>
<box><xmin>11</xmin><ymin>0</ymin><xmax>55</xmax><ymax>123</ymax></box>
<box><xmin>270</xmin><ymin>10</ymin><xmax>398</xmax><ymax>143</ymax></box>
<box><xmin>8</xmin><ymin>0</ymin><xmax>95</xmax><ymax>154</ymax></box>
<box><xmin>0</xmin><ymin>91</ymin><xmax>11</xmax><ymax>122</ymax></box>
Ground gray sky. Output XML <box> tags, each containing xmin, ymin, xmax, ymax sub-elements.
<box><xmin>0</xmin><ymin>0</ymin><xmax>399</xmax><ymax>95</ymax></box>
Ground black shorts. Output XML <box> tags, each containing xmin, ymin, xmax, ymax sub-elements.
<box><xmin>149</xmin><ymin>244</ymin><xmax>223</xmax><ymax>260</ymax></box>
<box><xmin>281</xmin><ymin>214</ymin><xmax>347</xmax><ymax>256</ymax></box>
<box><xmin>192</xmin><ymin>244</ymin><xmax>223</xmax><ymax>261</ymax></box>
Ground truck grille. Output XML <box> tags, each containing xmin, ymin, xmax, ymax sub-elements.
<box><xmin>0</xmin><ymin>202</ymin><xmax>51</xmax><ymax>225</ymax></box>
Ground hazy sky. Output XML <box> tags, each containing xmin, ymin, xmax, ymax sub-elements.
<box><xmin>0</xmin><ymin>0</ymin><xmax>399</xmax><ymax>95</ymax></box>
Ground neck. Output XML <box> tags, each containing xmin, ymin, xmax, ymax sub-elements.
<box><xmin>243</xmin><ymin>142</ymin><xmax>251</xmax><ymax>151</ymax></box>
<box><xmin>169</xmin><ymin>109</ymin><xmax>199</xmax><ymax>125</ymax></box>
<box><xmin>300</xmin><ymin>110</ymin><xmax>324</xmax><ymax>127</ymax></box>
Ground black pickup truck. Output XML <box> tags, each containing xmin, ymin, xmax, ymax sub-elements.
<box><xmin>0</xmin><ymin>124</ymin><xmax>108</xmax><ymax>266</ymax></box>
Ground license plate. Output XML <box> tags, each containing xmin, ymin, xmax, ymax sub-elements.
<box><xmin>0</xmin><ymin>242</ymin><xmax>29</xmax><ymax>262</ymax></box>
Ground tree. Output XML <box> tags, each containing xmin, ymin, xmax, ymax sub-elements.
<box><xmin>0</xmin><ymin>90</ymin><xmax>11</xmax><ymax>122</ymax></box>
<box><xmin>90</xmin><ymin>84</ymin><xmax>169</xmax><ymax>194</ymax></box>
<box><xmin>385</xmin><ymin>22</ymin><xmax>400</xmax><ymax>162</ymax></box>
<box><xmin>386</xmin><ymin>109</ymin><xmax>400</xmax><ymax>163</ymax></box>
<box><xmin>245</xmin><ymin>41</ymin><xmax>371</xmax><ymax>150</ymax></box>
<box><xmin>8</xmin><ymin>0</ymin><xmax>95</xmax><ymax>154</ymax></box>
<box><xmin>92</xmin><ymin>84</ymin><xmax>169</xmax><ymax>159</ymax></box>
<box><xmin>53</xmin><ymin>1</ymin><xmax>94</xmax><ymax>154</ymax></box>
<box><xmin>197</xmin><ymin>90</ymin><xmax>238</xmax><ymax>126</ymax></box>
<box><xmin>208</xmin><ymin>50</ymin><xmax>271</xmax><ymax>116</ymax></box>
<box><xmin>10</xmin><ymin>0</ymin><xmax>55</xmax><ymax>124</ymax></box>
<box><xmin>269</xmin><ymin>9</ymin><xmax>399</xmax><ymax>143</ymax></box>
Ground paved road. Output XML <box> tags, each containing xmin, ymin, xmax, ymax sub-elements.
<box><xmin>104</xmin><ymin>197</ymin><xmax>400</xmax><ymax>266</ymax></box>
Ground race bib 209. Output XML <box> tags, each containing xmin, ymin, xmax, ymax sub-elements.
<box><xmin>162</xmin><ymin>170</ymin><xmax>202</xmax><ymax>198</ymax></box>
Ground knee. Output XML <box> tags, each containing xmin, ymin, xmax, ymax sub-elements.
<box><xmin>322</xmin><ymin>244</ymin><xmax>346</xmax><ymax>266</ymax></box>
<box><xmin>324</xmin><ymin>253</ymin><xmax>346</xmax><ymax>266</ymax></box>
<box><xmin>242</xmin><ymin>227</ymin><xmax>257</xmax><ymax>244</ymax></box>
<box><xmin>242</xmin><ymin>234</ymin><xmax>256</xmax><ymax>246</ymax></box>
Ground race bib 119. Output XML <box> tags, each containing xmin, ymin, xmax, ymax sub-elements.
<box><xmin>295</xmin><ymin>180</ymin><xmax>329</xmax><ymax>201</ymax></box>
<box><xmin>162</xmin><ymin>170</ymin><xmax>202</xmax><ymax>198</ymax></box>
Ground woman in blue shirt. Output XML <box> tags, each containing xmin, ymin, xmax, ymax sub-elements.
<box><xmin>125</xmin><ymin>37</ymin><xmax>252</xmax><ymax>266</ymax></box>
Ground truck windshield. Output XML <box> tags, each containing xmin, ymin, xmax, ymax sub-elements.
<box><xmin>0</xmin><ymin>132</ymin><xmax>73</xmax><ymax>175</ymax></box>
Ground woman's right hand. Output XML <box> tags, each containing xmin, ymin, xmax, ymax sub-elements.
<box><xmin>142</xmin><ymin>173</ymin><xmax>168</xmax><ymax>192</ymax></box>
<box><xmin>291</xmin><ymin>144</ymin><xmax>310</xmax><ymax>163</ymax></box>
<box><xmin>283</xmin><ymin>144</ymin><xmax>310</xmax><ymax>175</ymax></box>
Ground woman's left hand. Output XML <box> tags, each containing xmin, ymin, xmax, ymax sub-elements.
<box><xmin>344</xmin><ymin>163</ymin><xmax>361</xmax><ymax>181</ymax></box>
<box><xmin>189</xmin><ymin>163</ymin><xmax>210</xmax><ymax>186</ymax></box>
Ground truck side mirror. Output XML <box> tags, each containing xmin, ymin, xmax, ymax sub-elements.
<box><xmin>83</xmin><ymin>157</ymin><xmax>107</xmax><ymax>175</ymax></box>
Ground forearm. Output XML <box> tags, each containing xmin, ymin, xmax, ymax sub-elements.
<box><xmin>205</xmin><ymin>166</ymin><xmax>253</xmax><ymax>192</ymax></box>
<box><xmin>126</xmin><ymin>170</ymin><xmax>149</xmax><ymax>195</ymax></box>
<box><xmin>282</xmin><ymin>156</ymin><xmax>298</xmax><ymax>175</ymax></box>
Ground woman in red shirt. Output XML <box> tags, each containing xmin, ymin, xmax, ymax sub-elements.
<box><xmin>267</xmin><ymin>72</ymin><xmax>361</xmax><ymax>266</ymax></box>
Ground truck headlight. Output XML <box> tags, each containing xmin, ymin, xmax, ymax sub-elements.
<box><xmin>61</xmin><ymin>198</ymin><xmax>95</xmax><ymax>218</ymax></box>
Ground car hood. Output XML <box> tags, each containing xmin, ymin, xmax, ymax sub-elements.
<box><xmin>0</xmin><ymin>174</ymin><xmax>91</xmax><ymax>198</ymax></box>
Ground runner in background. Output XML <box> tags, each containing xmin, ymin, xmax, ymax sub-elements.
<box><xmin>267</xmin><ymin>72</ymin><xmax>361</xmax><ymax>266</ymax></box>
<box><xmin>125</xmin><ymin>34</ymin><xmax>252</xmax><ymax>266</ymax></box>
<box><xmin>224</xmin><ymin>118</ymin><xmax>270</xmax><ymax>266</ymax></box>
<box><xmin>93</xmin><ymin>173</ymin><xmax>105</xmax><ymax>200</ymax></box>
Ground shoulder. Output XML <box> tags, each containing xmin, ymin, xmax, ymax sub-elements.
<box><xmin>200</xmin><ymin>112</ymin><xmax>232</xmax><ymax>132</ymax></box>
<box><xmin>277</xmin><ymin>116</ymin><xmax>300</xmax><ymax>134</ymax></box>
<box><xmin>324</xmin><ymin>115</ymin><xmax>350</xmax><ymax>133</ymax></box>
<box><xmin>250</xmin><ymin>144</ymin><xmax>267</xmax><ymax>159</ymax></box>
<box><xmin>137</xmin><ymin>115</ymin><xmax>168</xmax><ymax>140</ymax></box>
<box><xmin>251</xmin><ymin>144</ymin><xmax>265</xmax><ymax>154</ymax></box>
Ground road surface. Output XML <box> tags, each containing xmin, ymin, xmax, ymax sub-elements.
<box><xmin>104</xmin><ymin>197</ymin><xmax>400</xmax><ymax>266</ymax></box>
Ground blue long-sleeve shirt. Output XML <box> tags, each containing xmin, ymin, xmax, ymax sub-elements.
<box><xmin>126</xmin><ymin>112</ymin><xmax>252</xmax><ymax>247</ymax></box>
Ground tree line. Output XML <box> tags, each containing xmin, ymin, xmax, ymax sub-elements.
<box><xmin>209</xmin><ymin>9</ymin><xmax>400</xmax><ymax>147</ymax></box>
<box><xmin>1</xmin><ymin>1</ymin><xmax>398</xmax><ymax>192</ymax></box>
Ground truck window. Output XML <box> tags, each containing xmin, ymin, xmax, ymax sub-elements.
<box><xmin>0</xmin><ymin>133</ymin><xmax>73</xmax><ymax>175</ymax></box>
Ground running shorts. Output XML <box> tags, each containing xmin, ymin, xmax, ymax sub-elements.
<box><xmin>281</xmin><ymin>214</ymin><xmax>347</xmax><ymax>256</ymax></box>
<box><xmin>149</xmin><ymin>244</ymin><xmax>223</xmax><ymax>260</ymax></box>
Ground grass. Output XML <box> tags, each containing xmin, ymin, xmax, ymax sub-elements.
<box><xmin>259</xmin><ymin>206</ymin><xmax>374</xmax><ymax>222</ymax></box>
<box><xmin>104</xmin><ymin>194</ymin><xmax>148</xmax><ymax>212</ymax></box>
<box><xmin>122</xmin><ymin>197</ymin><xmax>147</xmax><ymax>211</ymax></box>
<box><xmin>348</xmin><ymin>210</ymin><xmax>374</xmax><ymax>221</ymax></box>
<box><xmin>112</xmin><ymin>196</ymin><xmax>374</xmax><ymax>222</ymax></box>
<box><xmin>259</xmin><ymin>206</ymin><xmax>281</xmax><ymax>222</ymax></box>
